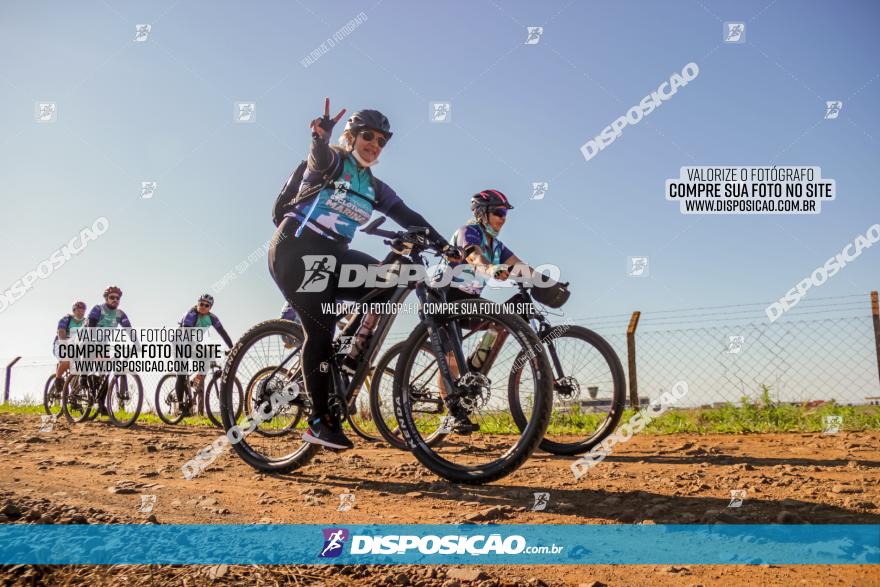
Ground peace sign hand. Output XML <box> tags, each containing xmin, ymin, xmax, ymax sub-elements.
<box><xmin>310</xmin><ymin>97</ymin><xmax>347</xmax><ymax>141</ymax></box>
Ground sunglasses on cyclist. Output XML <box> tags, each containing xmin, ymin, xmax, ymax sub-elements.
<box><xmin>489</xmin><ymin>208</ymin><xmax>508</xmax><ymax>218</ymax></box>
<box><xmin>359</xmin><ymin>130</ymin><xmax>388</xmax><ymax>148</ymax></box>
<box><xmin>198</xmin><ymin>302</ymin><xmax>211</xmax><ymax>308</ymax></box>
<box><xmin>107</xmin><ymin>295</ymin><xmax>120</xmax><ymax>301</ymax></box>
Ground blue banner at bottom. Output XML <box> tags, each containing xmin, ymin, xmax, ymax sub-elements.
<box><xmin>0</xmin><ymin>524</ymin><xmax>877</xmax><ymax>565</ymax></box>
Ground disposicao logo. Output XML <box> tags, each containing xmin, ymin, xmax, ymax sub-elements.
<box><xmin>319</xmin><ymin>528</ymin><xmax>349</xmax><ymax>558</ymax></box>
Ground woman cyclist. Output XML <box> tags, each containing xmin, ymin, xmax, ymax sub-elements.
<box><xmin>50</xmin><ymin>301</ymin><xmax>87</xmax><ymax>396</ymax></box>
<box><xmin>269</xmin><ymin>98</ymin><xmax>459</xmax><ymax>450</ymax></box>
<box><xmin>432</xmin><ymin>189</ymin><xmax>543</xmax><ymax>432</ymax></box>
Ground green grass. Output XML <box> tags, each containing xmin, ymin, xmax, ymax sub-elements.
<box><xmin>0</xmin><ymin>400</ymin><xmax>218</xmax><ymax>427</ymax></box>
<box><xmin>5</xmin><ymin>384</ymin><xmax>880</xmax><ymax>435</ymax></box>
<box><xmin>0</xmin><ymin>402</ymin><xmax>45</xmax><ymax>417</ymax></box>
<box><xmin>636</xmin><ymin>388</ymin><xmax>880</xmax><ymax>434</ymax></box>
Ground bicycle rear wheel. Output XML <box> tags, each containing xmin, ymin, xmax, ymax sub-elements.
<box><xmin>370</xmin><ymin>341</ymin><xmax>447</xmax><ymax>451</ymax></box>
<box><xmin>221</xmin><ymin>319</ymin><xmax>317</xmax><ymax>473</ymax></box>
<box><xmin>509</xmin><ymin>325</ymin><xmax>626</xmax><ymax>456</ymax></box>
<box><xmin>107</xmin><ymin>374</ymin><xmax>143</xmax><ymax>428</ymax></box>
<box><xmin>393</xmin><ymin>307</ymin><xmax>553</xmax><ymax>484</ymax></box>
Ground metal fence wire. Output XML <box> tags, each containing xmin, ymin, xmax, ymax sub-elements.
<box><xmin>4</xmin><ymin>292</ymin><xmax>880</xmax><ymax>409</ymax></box>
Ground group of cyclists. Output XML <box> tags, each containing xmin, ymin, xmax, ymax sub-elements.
<box><xmin>51</xmin><ymin>287</ymin><xmax>295</xmax><ymax>416</ymax></box>
<box><xmin>51</xmin><ymin>98</ymin><xmax>544</xmax><ymax>453</ymax></box>
<box><xmin>51</xmin><ymin>286</ymin><xmax>132</xmax><ymax>412</ymax></box>
<box><xmin>269</xmin><ymin>99</ymin><xmax>544</xmax><ymax>451</ymax></box>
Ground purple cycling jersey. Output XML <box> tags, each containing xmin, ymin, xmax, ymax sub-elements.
<box><xmin>179</xmin><ymin>307</ymin><xmax>233</xmax><ymax>348</ymax></box>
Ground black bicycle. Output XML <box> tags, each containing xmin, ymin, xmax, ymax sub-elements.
<box><xmin>61</xmin><ymin>372</ymin><xmax>144</xmax><ymax>427</ymax></box>
<box><xmin>506</xmin><ymin>283</ymin><xmax>626</xmax><ymax>455</ymax></box>
<box><xmin>370</xmin><ymin>283</ymin><xmax>625</xmax><ymax>457</ymax></box>
<box><xmin>43</xmin><ymin>371</ymin><xmax>74</xmax><ymax>418</ymax></box>
<box><xmin>220</xmin><ymin>217</ymin><xmax>554</xmax><ymax>484</ymax></box>
<box><xmin>369</xmin><ymin>340</ymin><xmax>446</xmax><ymax>451</ymax></box>
<box><xmin>154</xmin><ymin>360</ymin><xmax>243</xmax><ymax>427</ymax></box>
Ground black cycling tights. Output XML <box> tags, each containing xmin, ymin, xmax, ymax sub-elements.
<box><xmin>269</xmin><ymin>218</ymin><xmax>393</xmax><ymax>420</ymax></box>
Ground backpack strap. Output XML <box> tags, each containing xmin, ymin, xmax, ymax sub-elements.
<box><xmin>290</xmin><ymin>151</ymin><xmax>380</xmax><ymax>243</ymax></box>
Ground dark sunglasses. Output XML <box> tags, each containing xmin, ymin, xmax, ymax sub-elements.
<box><xmin>198</xmin><ymin>302</ymin><xmax>212</xmax><ymax>308</ymax></box>
<box><xmin>107</xmin><ymin>295</ymin><xmax>120</xmax><ymax>301</ymax></box>
<box><xmin>360</xmin><ymin>130</ymin><xmax>387</xmax><ymax>148</ymax></box>
<box><xmin>489</xmin><ymin>208</ymin><xmax>508</xmax><ymax>218</ymax></box>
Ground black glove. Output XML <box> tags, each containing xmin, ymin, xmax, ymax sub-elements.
<box><xmin>442</xmin><ymin>244</ymin><xmax>465</xmax><ymax>262</ymax></box>
<box><xmin>311</xmin><ymin>115</ymin><xmax>337</xmax><ymax>141</ymax></box>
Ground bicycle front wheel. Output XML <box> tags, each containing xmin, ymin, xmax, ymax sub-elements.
<box><xmin>509</xmin><ymin>325</ymin><xmax>626</xmax><ymax>456</ymax></box>
<box><xmin>393</xmin><ymin>307</ymin><xmax>553</xmax><ymax>484</ymax></box>
<box><xmin>62</xmin><ymin>377</ymin><xmax>93</xmax><ymax>423</ymax></box>
<box><xmin>154</xmin><ymin>374</ymin><xmax>186</xmax><ymax>425</ymax></box>
<box><xmin>221</xmin><ymin>319</ymin><xmax>317</xmax><ymax>473</ymax></box>
<box><xmin>43</xmin><ymin>374</ymin><xmax>64</xmax><ymax>418</ymax></box>
<box><xmin>107</xmin><ymin>374</ymin><xmax>143</xmax><ymax>428</ymax></box>
<box><xmin>206</xmin><ymin>374</ymin><xmax>242</xmax><ymax>428</ymax></box>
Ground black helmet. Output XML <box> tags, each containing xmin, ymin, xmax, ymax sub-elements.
<box><xmin>344</xmin><ymin>110</ymin><xmax>393</xmax><ymax>139</ymax></box>
<box><xmin>470</xmin><ymin>189</ymin><xmax>514</xmax><ymax>224</ymax></box>
<box><xmin>198</xmin><ymin>293</ymin><xmax>214</xmax><ymax>306</ymax></box>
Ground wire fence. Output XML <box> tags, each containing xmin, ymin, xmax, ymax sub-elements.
<box><xmin>4</xmin><ymin>292</ymin><xmax>879</xmax><ymax>410</ymax></box>
<box><xmin>569</xmin><ymin>292</ymin><xmax>880</xmax><ymax>408</ymax></box>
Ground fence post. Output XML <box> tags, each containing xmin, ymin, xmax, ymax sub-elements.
<box><xmin>4</xmin><ymin>357</ymin><xmax>22</xmax><ymax>403</ymax></box>
<box><xmin>626</xmin><ymin>311</ymin><xmax>641</xmax><ymax>408</ymax></box>
<box><xmin>872</xmin><ymin>291</ymin><xmax>880</xmax><ymax>390</ymax></box>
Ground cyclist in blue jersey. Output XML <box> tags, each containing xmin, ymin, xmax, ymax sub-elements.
<box><xmin>178</xmin><ymin>294</ymin><xmax>234</xmax><ymax>346</ymax></box>
<box><xmin>438</xmin><ymin>190</ymin><xmax>522</xmax><ymax>297</ymax></box>
<box><xmin>174</xmin><ymin>294</ymin><xmax>234</xmax><ymax>416</ymax></box>
<box><xmin>86</xmin><ymin>285</ymin><xmax>133</xmax><ymax>413</ymax></box>
<box><xmin>51</xmin><ymin>301</ymin><xmax>87</xmax><ymax>395</ymax></box>
<box><xmin>433</xmin><ymin>190</ymin><xmax>542</xmax><ymax>432</ymax></box>
<box><xmin>270</xmin><ymin>98</ymin><xmax>460</xmax><ymax>450</ymax></box>
<box><xmin>87</xmin><ymin>285</ymin><xmax>132</xmax><ymax>328</ymax></box>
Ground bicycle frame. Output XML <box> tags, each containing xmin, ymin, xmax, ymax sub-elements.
<box><xmin>259</xmin><ymin>219</ymin><xmax>487</xmax><ymax>422</ymax></box>
<box><xmin>259</xmin><ymin>255</ymin><xmax>417</xmax><ymax>421</ymax></box>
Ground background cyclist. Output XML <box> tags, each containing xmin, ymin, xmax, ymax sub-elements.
<box><xmin>269</xmin><ymin>98</ymin><xmax>458</xmax><ymax>450</ymax></box>
<box><xmin>50</xmin><ymin>301</ymin><xmax>87</xmax><ymax>396</ymax></box>
<box><xmin>86</xmin><ymin>285</ymin><xmax>133</xmax><ymax>413</ymax></box>
<box><xmin>174</xmin><ymin>293</ymin><xmax>234</xmax><ymax>416</ymax></box>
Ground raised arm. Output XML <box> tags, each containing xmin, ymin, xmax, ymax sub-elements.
<box><xmin>308</xmin><ymin>97</ymin><xmax>346</xmax><ymax>174</ymax></box>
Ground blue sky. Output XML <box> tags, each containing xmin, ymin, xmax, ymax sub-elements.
<box><xmin>1</xmin><ymin>0</ymin><xmax>878</xmax><ymax>366</ymax></box>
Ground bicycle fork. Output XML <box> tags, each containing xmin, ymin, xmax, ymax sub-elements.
<box><xmin>415</xmin><ymin>285</ymin><xmax>470</xmax><ymax>411</ymax></box>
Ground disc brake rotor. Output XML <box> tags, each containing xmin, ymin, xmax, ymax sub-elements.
<box><xmin>554</xmin><ymin>376</ymin><xmax>581</xmax><ymax>400</ymax></box>
<box><xmin>455</xmin><ymin>372</ymin><xmax>492</xmax><ymax>411</ymax></box>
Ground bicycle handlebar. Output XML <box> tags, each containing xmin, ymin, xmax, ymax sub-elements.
<box><xmin>360</xmin><ymin>216</ymin><xmax>452</xmax><ymax>256</ymax></box>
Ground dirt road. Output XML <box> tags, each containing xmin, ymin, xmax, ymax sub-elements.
<box><xmin>1</xmin><ymin>412</ymin><xmax>878</xmax><ymax>586</ymax></box>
